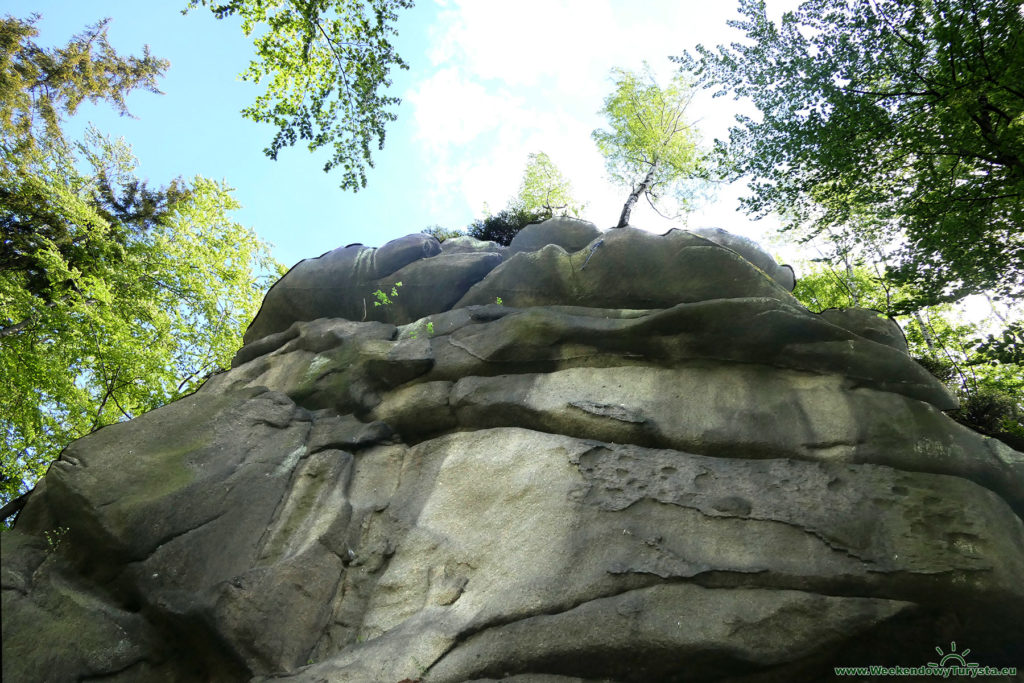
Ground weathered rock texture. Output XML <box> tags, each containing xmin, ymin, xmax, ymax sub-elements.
<box><xmin>4</xmin><ymin>219</ymin><xmax>1023</xmax><ymax>682</ymax></box>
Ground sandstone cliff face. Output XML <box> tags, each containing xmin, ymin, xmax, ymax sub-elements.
<box><xmin>4</xmin><ymin>218</ymin><xmax>1023</xmax><ymax>682</ymax></box>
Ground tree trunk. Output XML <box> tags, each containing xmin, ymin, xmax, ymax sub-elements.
<box><xmin>0</xmin><ymin>294</ymin><xmax>78</xmax><ymax>339</ymax></box>
<box><xmin>0</xmin><ymin>492</ymin><xmax>29</xmax><ymax>523</ymax></box>
<box><xmin>843</xmin><ymin>261</ymin><xmax>860</xmax><ymax>307</ymax></box>
<box><xmin>912</xmin><ymin>310</ymin><xmax>937</xmax><ymax>355</ymax></box>
<box><xmin>615</xmin><ymin>165</ymin><xmax>658</xmax><ymax>229</ymax></box>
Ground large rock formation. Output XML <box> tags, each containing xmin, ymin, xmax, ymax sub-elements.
<box><xmin>4</xmin><ymin>218</ymin><xmax>1023</xmax><ymax>682</ymax></box>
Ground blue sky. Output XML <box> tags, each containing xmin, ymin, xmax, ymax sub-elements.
<box><xmin>9</xmin><ymin>0</ymin><xmax>813</xmax><ymax>271</ymax></box>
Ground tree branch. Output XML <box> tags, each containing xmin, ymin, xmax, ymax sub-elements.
<box><xmin>0</xmin><ymin>492</ymin><xmax>30</xmax><ymax>524</ymax></box>
<box><xmin>0</xmin><ymin>294</ymin><xmax>80</xmax><ymax>339</ymax></box>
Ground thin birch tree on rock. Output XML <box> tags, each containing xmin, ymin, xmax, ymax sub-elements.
<box><xmin>592</xmin><ymin>63</ymin><xmax>706</xmax><ymax>229</ymax></box>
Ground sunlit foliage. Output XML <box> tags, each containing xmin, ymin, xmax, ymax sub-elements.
<box><xmin>593</xmin><ymin>63</ymin><xmax>706</xmax><ymax>228</ymax></box>
<box><xmin>185</xmin><ymin>0</ymin><xmax>413</xmax><ymax>191</ymax></box>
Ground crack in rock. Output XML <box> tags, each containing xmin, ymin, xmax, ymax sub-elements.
<box><xmin>568</xmin><ymin>400</ymin><xmax>647</xmax><ymax>424</ymax></box>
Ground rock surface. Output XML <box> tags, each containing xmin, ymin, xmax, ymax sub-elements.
<box><xmin>4</xmin><ymin>219</ymin><xmax>1023</xmax><ymax>682</ymax></box>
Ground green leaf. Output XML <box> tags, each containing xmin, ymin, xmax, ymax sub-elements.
<box><xmin>185</xmin><ymin>0</ymin><xmax>413</xmax><ymax>191</ymax></box>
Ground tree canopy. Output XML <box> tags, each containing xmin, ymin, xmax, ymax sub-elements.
<box><xmin>592</xmin><ymin>63</ymin><xmax>706</xmax><ymax>229</ymax></box>
<box><xmin>1</xmin><ymin>14</ymin><xmax>174</xmax><ymax>306</ymax></box>
<box><xmin>184</xmin><ymin>0</ymin><xmax>413</xmax><ymax>191</ymax></box>
<box><xmin>792</xmin><ymin>258</ymin><xmax>1023</xmax><ymax>449</ymax></box>
<box><xmin>517</xmin><ymin>151</ymin><xmax>584</xmax><ymax>219</ymax></box>
<box><xmin>466</xmin><ymin>204</ymin><xmax>540</xmax><ymax>246</ymax></box>
<box><xmin>676</xmin><ymin>0</ymin><xmax>1024</xmax><ymax>309</ymax></box>
<box><xmin>0</xmin><ymin>14</ymin><xmax>167</xmax><ymax>155</ymax></box>
<box><xmin>0</xmin><ymin>15</ymin><xmax>282</xmax><ymax>511</ymax></box>
<box><xmin>458</xmin><ymin>152</ymin><xmax>582</xmax><ymax>246</ymax></box>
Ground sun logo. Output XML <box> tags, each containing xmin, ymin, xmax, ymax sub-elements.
<box><xmin>927</xmin><ymin>641</ymin><xmax>979</xmax><ymax>668</ymax></box>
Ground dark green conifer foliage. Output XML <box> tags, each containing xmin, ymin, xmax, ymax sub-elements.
<box><xmin>467</xmin><ymin>206</ymin><xmax>542</xmax><ymax>246</ymax></box>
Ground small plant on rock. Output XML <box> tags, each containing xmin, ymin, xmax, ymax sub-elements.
<box><xmin>408</xmin><ymin>321</ymin><xmax>434</xmax><ymax>340</ymax></box>
<box><xmin>44</xmin><ymin>526</ymin><xmax>69</xmax><ymax>552</ymax></box>
<box><xmin>372</xmin><ymin>282</ymin><xmax>402</xmax><ymax>307</ymax></box>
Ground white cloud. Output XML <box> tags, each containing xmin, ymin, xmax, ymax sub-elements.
<box><xmin>428</xmin><ymin>0</ymin><xmax>619</xmax><ymax>93</ymax></box>
<box><xmin>406</xmin><ymin>0</ymin><xmax>799</xmax><ymax>247</ymax></box>
<box><xmin>405</xmin><ymin>67</ymin><xmax>516</xmax><ymax>147</ymax></box>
